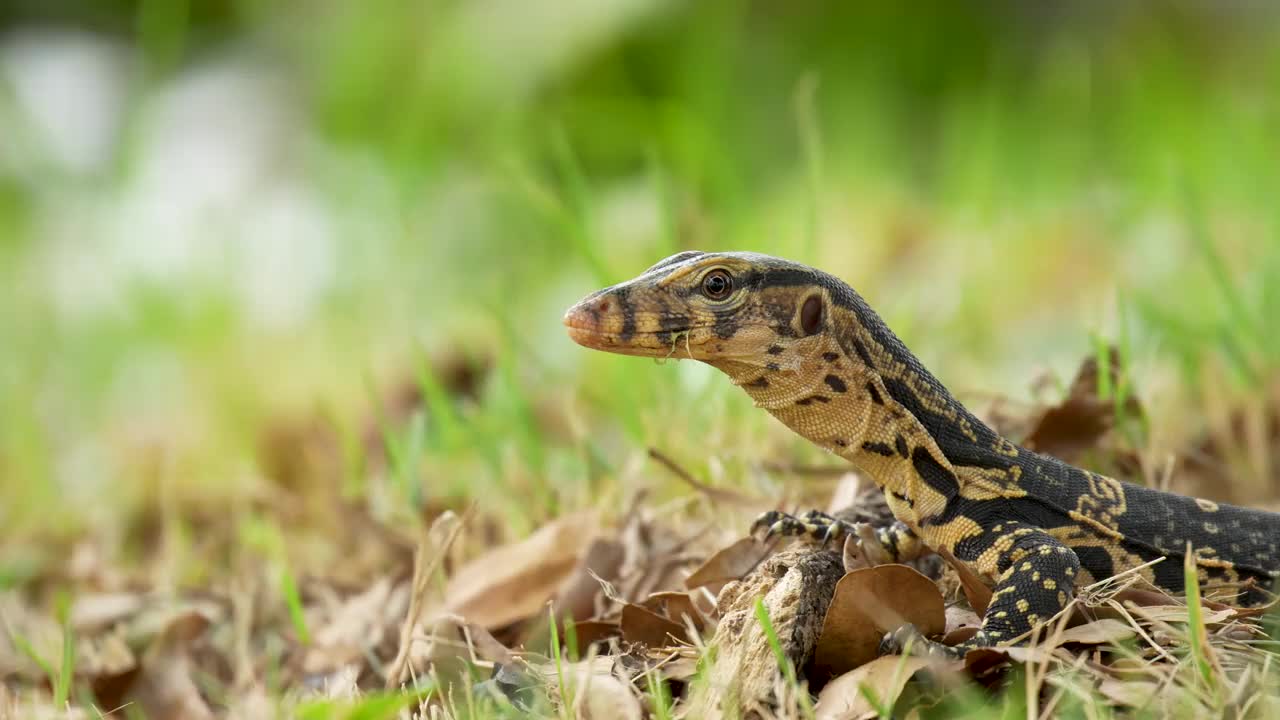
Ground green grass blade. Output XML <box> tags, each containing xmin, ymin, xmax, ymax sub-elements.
<box><xmin>55</xmin><ymin>595</ymin><xmax>75</xmax><ymax>708</ymax></box>
<box><xmin>753</xmin><ymin>596</ymin><xmax>813</xmax><ymax>718</ymax></box>
<box><xmin>1182</xmin><ymin>545</ymin><xmax>1216</xmax><ymax>696</ymax></box>
<box><xmin>548</xmin><ymin>605</ymin><xmax>573</xmax><ymax>719</ymax></box>
<box><xmin>281</xmin><ymin>565</ymin><xmax>311</xmax><ymax>646</ymax></box>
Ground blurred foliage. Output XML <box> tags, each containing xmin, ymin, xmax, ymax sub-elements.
<box><xmin>2</xmin><ymin>0</ymin><xmax>1280</xmax><ymax>541</ymax></box>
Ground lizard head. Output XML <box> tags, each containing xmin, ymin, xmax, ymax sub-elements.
<box><xmin>563</xmin><ymin>250</ymin><xmax>837</xmax><ymax>374</ymax></box>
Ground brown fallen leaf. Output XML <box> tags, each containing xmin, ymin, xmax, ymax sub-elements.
<box><xmin>551</xmin><ymin>538</ymin><xmax>625</xmax><ymax>624</ymax></box>
<box><xmin>683</xmin><ymin>537</ymin><xmax>769</xmax><ymax>590</ymax></box>
<box><xmin>1124</xmin><ymin>603</ymin><xmax>1236</xmax><ymax>626</ymax></box>
<box><xmin>815</xmin><ymin>655</ymin><xmax>939</xmax><ymax>720</ymax></box>
<box><xmin>935</xmin><ymin>546</ymin><xmax>991</xmax><ymax>615</ymax></box>
<box><xmin>127</xmin><ymin>611</ymin><xmax>214</xmax><ymax>720</ymax></box>
<box><xmin>1055</xmin><ymin>618</ymin><xmax>1136</xmax><ymax>646</ymax></box>
<box><xmin>1022</xmin><ymin>348</ymin><xmax>1142</xmax><ymax>464</ymax></box>
<box><xmin>620</xmin><ymin>603</ymin><xmax>688</xmax><ymax>648</ymax></box>
<box><xmin>650</xmin><ymin>649</ymin><xmax>700</xmax><ymax>683</ymax></box>
<box><xmin>567</xmin><ymin>620</ymin><xmax>621</xmax><ymax>656</ymax></box>
<box><xmin>1096</xmin><ymin>678</ymin><xmax>1159</xmax><ymax>708</ymax></box>
<box><xmin>572</xmin><ymin>660</ymin><xmax>644</xmax><ymax>720</ymax></box>
<box><xmin>303</xmin><ymin>577</ymin><xmax>395</xmax><ymax>675</ymax></box>
<box><xmin>70</xmin><ymin>592</ymin><xmax>147</xmax><ymax>633</ymax></box>
<box><xmin>962</xmin><ymin>644</ymin><xmax>1059</xmax><ymax>674</ymax></box>
<box><xmin>1112</xmin><ymin>585</ymin><xmax>1273</xmax><ymax>617</ymax></box>
<box><xmin>813</xmin><ymin>566</ymin><xmax>946</xmax><ymax>677</ymax></box>
<box><xmin>404</xmin><ymin>614</ymin><xmax>514</xmax><ymax>689</ymax></box>
<box><xmin>943</xmin><ymin>606</ymin><xmax>981</xmax><ymax>634</ymax></box>
<box><xmin>941</xmin><ymin>606</ymin><xmax>982</xmax><ymax>646</ymax></box>
<box><xmin>641</xmin><ymin>591</ymin><xmax>704</xmax><ymax>631</ymax></box>
<box><xmin>445</xmin><ymin>511</ymin><xmax>597</xmax><ymax>629</ymax></box>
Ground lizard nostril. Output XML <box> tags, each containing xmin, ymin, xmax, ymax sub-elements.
<box><xmin>597</xmin><ymin>299</ymin><xmax>611</xmax><ymax>313</ymax></box>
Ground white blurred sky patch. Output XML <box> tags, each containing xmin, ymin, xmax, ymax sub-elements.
<box><xmin>0</xmin><ymin>30</ymin><xmax>130</xmax><ymax>176</ymax></box>
<box><xmin>0</xmin><ymin>33</ymin><xmax>340</xmax><ymax>331</ymax></box>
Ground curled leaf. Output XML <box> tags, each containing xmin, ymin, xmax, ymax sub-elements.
<box><xmin>813</xmin><ymin>565</ymin><xmax>946</xmax><ymax>677</ymax></box>
<box><xmin>815</xmin><ymin>655</ymin><xmax>937</xmax><ymax>720</ymax></box>
<box><xmin>684</xmin><ymin>537</ymin><xmax>769</xmax><ymax>590</ymax></box>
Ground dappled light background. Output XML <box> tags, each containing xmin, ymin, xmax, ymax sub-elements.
<box><xmin>4</xmin><ymin>1</ymin><xmax>1280</xmax><ymax>546</ymax></box>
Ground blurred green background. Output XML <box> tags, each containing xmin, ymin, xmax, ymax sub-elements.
<box><xmin>3</xmin><ymin>1</ymin><xmax>1280</xmax><ymax>556</ymax></box>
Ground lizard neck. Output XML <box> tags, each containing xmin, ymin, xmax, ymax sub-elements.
<box><xmin>711</xmin><ymin>280</ymin><xmax>1022</xmax><ymax>524</ymax></box>
<box><xmin>711</xmin><ymin>334</ymin><xmax>963</xmax><ymax>525</ymax></box>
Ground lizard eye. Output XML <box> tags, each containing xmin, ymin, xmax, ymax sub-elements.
<box><xmin>701</xmin><ymin>269</ymin><xmax>733</xmax><ymax>300</ymax></box>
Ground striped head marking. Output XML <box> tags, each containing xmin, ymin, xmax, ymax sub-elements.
<box><xmin>563</xmin><ymin>251</ymin><xmax>837</xmax><ymax>373</ymax></box>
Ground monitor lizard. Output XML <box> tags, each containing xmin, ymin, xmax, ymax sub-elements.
<box><xmin>563</xmin><ymin>250</ymin><xmax>1280</xmax><ymax>657</ymax></box>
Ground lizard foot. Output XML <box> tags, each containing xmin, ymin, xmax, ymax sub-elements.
<box><xmin>750</xmin><ymin>510</ymin><xmax>900</xmax><ymax>568</ymax></box>
<box><xmin>750</xmin><ymin>509</ymin><xmax>858</xmax><ymax>545</ymax></box>
<box><xmin>878</xmin><ymin>624</ymin><xmax>966</xmax><ymax>661</ymax></box>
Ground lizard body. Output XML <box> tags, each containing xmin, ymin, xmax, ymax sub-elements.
<box><xmin>564</xmin><ymin>250</ymin><xmax>1280</xmax><ymax>652</ymax></box>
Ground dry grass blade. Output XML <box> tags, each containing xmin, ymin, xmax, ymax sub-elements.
<box><xmin>386</xmin><ymin>510</ymin><xmax>467</xmax><ymax>689</ymax></box>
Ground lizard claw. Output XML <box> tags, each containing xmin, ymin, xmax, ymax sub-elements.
<box><xmin>749</xmin><ymin>509</ymin><xmax>854</xmax><ymax>545</ymax></box>
<box><xmin>878</xmin><ymin>624</ymin><xmax>964</xmax><ymax>661</ymax></box>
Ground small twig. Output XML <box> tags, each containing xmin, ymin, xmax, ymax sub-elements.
<box><xmin>647</xmin><ymin>448</ymin><xmax>764</xmax><ymax>507</ymax></box>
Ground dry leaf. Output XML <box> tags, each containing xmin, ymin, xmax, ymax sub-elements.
<box><xmin>683</xmin><ymin>537</ymin><xmax>768</xmax><ymax>590</ymax></box>
<box><xmin>962</xmin><ymin>644</ymin><xmax>1059</xmax><ymax>674</ymax></box>
<box><xmin>620</xmin><ymin>603</ymin><xmax>687</xmax><ymax>648</ymax></box>
<box><xmin>652</xmin><ymin>651</ymin><xmax>700</xmax><ymax>682</ymax></box>
<box><xmin>573</xmin><ymin>662</ymin><xmax>644</xmax><ymax>720</ymax></box>
<box><xmin>813</xmin><ymin>566</ymin><xmax>946</xmax><ymax>677</ymax></box>
<box><xmin>403</xmin><ymin>614</ymin><xmax>513</xmax><ymax>689</ymax></box>
<box><xmin>551</xmin><ymin>538</ymin><xmax>625</xmax><ymax>623</ymax></box>
<box><xmin>1022</xmin><ymin>348</ymin><xmax>1141</xmax><ymax>463</ymax></box>
<box><xmin>943</xmin><ymin>606</ymin><xmax>981</xmax><ymax>634</ymax></box>
<box><xmin>815</xmin><ymin>655</ymin><xmax>937</xmax><ymax>720</ymax></box>
<box><xmin>1097</xmin><ymin>678</ymin><xmax>1159</xmax><ymax>708</ymax></box>
<box><xmin>1126</xmin><ymin>604</ymin><xmax>1235</xmax><ymax>625</ymax></box>
<box><xmin>70</xmin><ymin>592</ymin><xmax>147</xmax><ymax>633</ymax></box>
<box><xmin>935</xmin><ymin>547</ymin><xmax>991</xmax><ymax>615</ymax></box>
<box><xmin>128</xmin><ymin>611</ymin><xmax>214</xmax><ymax>720</ymax></box>
<box><xmin>941</xmin><ymin>606</ymin><xmax>982</xmax><ymax>646</ymax></box>
<box><xmin>641</xmin><ymin>591</ymin><xmax>704</xmax><ymax>630</ymax></box>
<box><xmin>1055</xmin><ymin>618</ymin><xmax>1136</xmax><ymax>646</ymax></box>
<box><xmin>568</xmin><ymin>620</ymin><xmax>621</xmax><ymax>656</ymax></box>
<box><xmin>304</xmin><ymin>577</ymin><xmax>394</xmax><ymax>674</ymax></box>
<box><xmin>445</xmin><ymin>512</ymin><xmax>596</xmax><ymax>629</ymax></box>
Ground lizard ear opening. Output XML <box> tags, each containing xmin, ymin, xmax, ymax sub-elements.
<box><xmin>799</xmin><ymin>294</ymin><xmax>824</xmax><ymax>336</ymax></box>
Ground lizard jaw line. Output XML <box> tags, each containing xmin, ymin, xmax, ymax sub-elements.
<box><xmin>563</xmin><ymin>311</ymin><xmax>694</xmax><ymax>357</ymax></box>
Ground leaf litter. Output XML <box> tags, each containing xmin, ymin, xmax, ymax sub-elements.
<box><xmin>4</xmin><ymin>353</ymin><xmax>1280</xmax><ymax>718</ymax></box>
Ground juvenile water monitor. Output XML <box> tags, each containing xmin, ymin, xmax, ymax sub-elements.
<box><xmin>563</xmin><ymin>250</ymin><xmax>1280</xmax><ymax>655</ymax></box>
